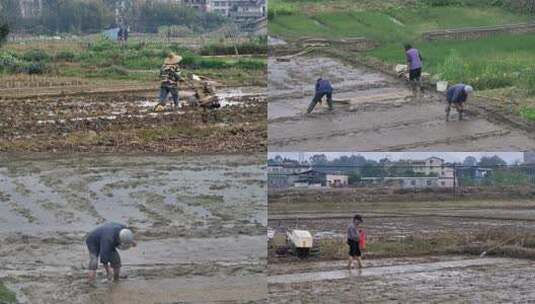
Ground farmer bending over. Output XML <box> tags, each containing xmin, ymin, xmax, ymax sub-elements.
<box><xmin>405</xmin><ymin>44</ymin><xmax>423</xmax><ymax>98</ymax></box>
<box><xmin>306</xmin><ymin>78</ymin><xmax>333</xmax><ymax>114</ymax></box>
<box><xmin>86</xmin><ymin>222</ymin><xmax>137</xmax><ymax>284</ymax></box>
<box><xmin>446</xmin><ymin>84</ymin><xmax>473</xmax><ymax>121</ymax></box>
<box><xmin>347</xmin><ymin>214</ymin><xmax>363</xmax><ymax>270</ymax></box>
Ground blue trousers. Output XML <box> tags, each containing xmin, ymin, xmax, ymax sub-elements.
<box><xmin>159</xmin><ymin>86</ymin><xmax>179</xmax><ymax>106</ymax></box>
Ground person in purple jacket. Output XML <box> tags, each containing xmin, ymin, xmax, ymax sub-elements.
<box><xmin>306</xmin><ymin>78</ymin><xmax>334</xmax><ymax>114</ymax></box>
<box><xmin>405</xmin><ymin>44</ymin><xmax>423</xmax><ymax>98</ymax></box>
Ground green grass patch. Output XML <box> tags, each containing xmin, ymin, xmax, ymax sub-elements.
<box><xmin>0</xmin><ymin>281</ymin><xmax>17</xmax><ymax>304</ymax></box>
<box><xmin>2</xmin><ymin>39</ymin><xmax>266</xmax><ymax>83</ymax></box>
<box><xmin>520</xmin><ymin>107</ymin><xmax>535</xmax><ymax>121</ymax></box>
<box><xmin>269</xmin><ymin>3</ymin><xmax>526</xmax><ymax>40</ymax></box>
<box><xmin>369</xmin><ymin>34</ymin><xmax>535</xmax><ymax>91</ymax></box>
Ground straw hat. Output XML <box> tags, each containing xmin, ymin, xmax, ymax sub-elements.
<box><xmin>164</xmin><ymin>52</ymin><xmax>182</xmax><ymax>65</ymax></box>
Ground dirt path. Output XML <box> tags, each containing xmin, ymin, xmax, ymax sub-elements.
<box><xmin>268</xmin><ymin>56</ymin><xmax>535</xmax><ymax>151</ymax></box>
<box><xmin>0</xmin><ymin>154</ymin><xmax>267</xmax><ymax>304</ymax></box>
<box><xmin>268</xmin><ymin>256</ymin><xmax>535</xmax><ymax>303</ymax></box>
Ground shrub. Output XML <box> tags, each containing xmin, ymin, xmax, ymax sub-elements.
<box><xmin>89</xmin><ymin>39</ymin><xmax>118</xmax><ymax>52</ymax></box>
<box><xmin>0</xmin><ymin>52</ymin><xmax>20</xmax><ymax>72</ymax></box>
<box><xmin>55</xmin><ymin>50</ymin><xmax>76</xmax><ymax>62</ymax></box>
<box><xmin>26</xmin><ymin>62</ymin><xmax>49</xmax><ymax>74</ymax></box>
<box><xmin>100</xmin><ymin>65</ymin><xmax>129</xmax><ymax>77</ymax></box>
<box><xmin>22</xmin><ymin>48</ymin><xmax>50</xmax><ymax>62</ymax></box>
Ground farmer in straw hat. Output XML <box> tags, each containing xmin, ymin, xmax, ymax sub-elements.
<box><xmin>156</xmin><ymin>52</ymin><xmax>183</xmax><ymax>111</ymax></box>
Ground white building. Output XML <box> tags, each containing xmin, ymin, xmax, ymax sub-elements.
<box><xmin>412</xmin><ymin>157</ymin><xmax>455</xmax><ymax>188</ymax></box>
<box><xmin>181</xmin><ymin>0</ymin><xmax>210</xmax><ymax>12</ymax></box>
<box><xmin>19</xmin><ymin>0</ymin><xmax>42</xmax><ymax>18</ymax></box>
<box><xmin>326</xmin><ymin>174</ymin><xmax>349</xmax><ymax>188</ymax></box>
<box><xmin>209</xmin><ymin>0</ymin><xmax>266</xmax><ymax>17</ymax></box>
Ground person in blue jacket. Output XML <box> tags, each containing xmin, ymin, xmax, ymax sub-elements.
<box><xmin>86</xmin><ymin>222</ymin><xmax>137</xmax><ymax>284</ymax></box>
<box><xmin>306</xmin><ymin>78</ymin><xmax>334</xmax><ymax>114</ymax></box>
<box><xmin>446</xmin><ymin>84</ymin><xmax>473</xmax><ymax>121</ymax></box>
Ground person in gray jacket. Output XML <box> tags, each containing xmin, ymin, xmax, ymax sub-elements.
<box><xmin>347</xmin><ymin>214</ymin><xmax>363</xmax><ymax>270</ymax></box>
<box><xmin>86</xmin><ymin>222</ymin><xmax>137</xmax><ymax>284</ymax></box>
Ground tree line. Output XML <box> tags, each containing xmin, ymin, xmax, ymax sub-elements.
<box><xmin>0</xmin><ymin>0</ymin><xmax>228</xmax><ymax>35</ymax></box>
<box><xmin>268</xmin><ymin>154</ymin><xmax>511</xmax><ymax>168</ymax></box>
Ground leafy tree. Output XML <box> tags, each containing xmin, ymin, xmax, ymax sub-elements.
<box><xmin>463</xmin><ymin>156</ymin><xmax>478</xmax><ymax>167</ymax></box>
<box><xmin>348</xmin><ymin>172</ymin><xmax>361</xmax><ymax>185</ymax></box>
<box><xmin>361</xmin><ymin>163</ymin><xmax>384</xmax><ymax>178</ymax></box>
<box><xmin>478</xmin><ymin>155</ymin><xmax>507</xmax><ymax>167</ymax></box>
<box><xmin>309</xmin><ymin>154</ymin><xmax>328</xmax><ymax>166</ymax></box>
<box><xmin>0</xmin><ymin>22</ymin><xmax>8</xmax><ymax>46</ymax></box>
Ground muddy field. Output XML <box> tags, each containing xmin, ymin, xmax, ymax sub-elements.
<box><xmin>0</xmin><ymin>154</ymin><xmax>267</xmax><ymax>304</ymax></box>
<box><xmin>268</xmin><ymin>255</ymin><xmax>535</xmax><ymax>303</ymax></box>
<box><xmin>0</xmin><ymin>86</ymin><xmax>266</xmax><ymax>153</ymax></box>
<box><xmin>268</xmin><ymin>194</ymin><xmax>535</xmax><ymax>302</ymax></box>
<box><xmin>269</xmin><ymin>197</ymin><xmax>535</xmax><ymax>244</ymax></box>
<box><xmin>268</xmin><ymin>55</ymin><xmax>535</xmax><ymax>151</ymax></box>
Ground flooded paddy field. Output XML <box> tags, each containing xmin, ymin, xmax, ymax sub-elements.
<box><xmin>268</xmin><ymin>255</ymin><xmax>535</xmax><ymax>303</ymax></box>
<box><xmin>268</xmin><ymin>194</ymin><xmax>535</xmax><ymax>302</ymax></box>
<box><xmin>269</xmin><ymin>198</ymin><xmax>535</xmax><ymax>245</ymax></box>
<box><xmin>0</xmin><ymin>86</ymin><xmax>266</xmax><ymax>153</ymax></box>
<box><xmin>268</xmin><ymin>55</ymin><xmax>535</xmax><ymax>151</ymax></box>
<box><xmin>0</xmin><ymin>154</ymin><xmax>267</xmax><ymax>304</ymax></box>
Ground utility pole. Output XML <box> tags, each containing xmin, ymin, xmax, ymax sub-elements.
<box><xmin>452</xmin><ymin>164</ymin><xmax>457</xmax><ymax>199</ymax></box>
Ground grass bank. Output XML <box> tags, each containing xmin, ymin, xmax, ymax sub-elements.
<box><xmin>0</xmin><ymin>39</ymin><xmax>266</xmax><ymax>85</ymax></box>
<box><xmin>269</xmin><ymin>1</ymin><xmax>526</xmax><ymax>41</ymax></box>
<box><xmin>0</xmin><ymin>281</ymin><xmax>17</xmax><ymax>304</ymax></box>
<box><xmin>269</xmin><ymin>229</ymin><xmax>535</xmax><ymax>262</ymax></box>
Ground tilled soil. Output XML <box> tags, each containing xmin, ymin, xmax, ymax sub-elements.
<box><xmin>0</xmin><ymin>154</ymin><xmax>267</xmax><ymax>304</ymax></box>
<box><xmin>0</xmin><ymin>86</ymin><xmax>266</xmax><ymax>153</ymax></box>
<box><xmin>268</xmin><ymin>55</ymin><xmax>535</xmax><ymax>151</ymax></box>
<box><xmin>268</xmin><ymin>200</ymin><xmax>535</xmax><ymax>243</ymax></box>
<box><xmin>268</xmin><ymin>256</ymin><xmax>535</xmax><ymax>303</ymax></box>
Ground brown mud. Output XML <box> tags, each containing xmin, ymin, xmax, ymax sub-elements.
<box><xmin>0</xmin><ymin>86</ymin><xmax>266</xmax><ymax>153</ymax></box>
<box><xmin>0</xmin><ymin>154</ymin><xmax>267</xmax><ymax>304</ymax></box>
<box><xmin>268</xmin><ymin>255</ymin><xmax>535</xmax><ymax>303</ymax></box>
<box><xmin>268</xmin><ymin>191</ymin><xmax>535</xmax><ymax>302</ymax></box>
<box><xmin>268</xmin><ymin>55</ymin><xmax>535</xmax><ymax>151</ymax></box>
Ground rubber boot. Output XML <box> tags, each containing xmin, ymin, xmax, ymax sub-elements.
<box><xmin>445</xmin><ymin>107</ymin><xmax>450</xmax><ymax>122</ymax></box>
<box><xmin>459</xmin><ymin>110</ymin><xmax>463</xmax><ymax>121</ymax></box>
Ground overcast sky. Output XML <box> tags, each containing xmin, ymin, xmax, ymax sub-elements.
<box><xmin>268</xmin><ymin>152</ymin><xmax>525</xmax><ymax>164</ymax></box>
